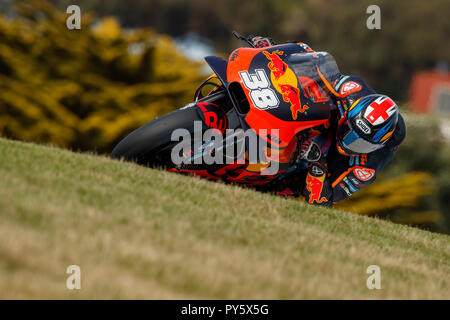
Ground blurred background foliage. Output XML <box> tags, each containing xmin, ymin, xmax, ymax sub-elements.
<box><xmin>44</xmin><ymin>0</ymin><xmax>450</xmax><ymax>102</ymax></box>
<box><xmin>0</xmin><ymin>0</ymin><xmax>449</xmax><ymax>233</ymax></box>
<box><xmin>0</xmin><ymin>0</ymin><xmax>203</xmax><ymax>151</ymax></box>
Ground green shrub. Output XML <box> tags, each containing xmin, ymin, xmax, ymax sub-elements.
<box><xmin>0</xmin><ymin>1</ymin><xmax>204</xmax><ymax>152</ymax></box>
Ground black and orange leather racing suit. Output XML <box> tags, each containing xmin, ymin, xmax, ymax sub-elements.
<box><xmin>301</xmin><ymin>75</ymin><xmax>406</xmax><ymax>206</ymax></box>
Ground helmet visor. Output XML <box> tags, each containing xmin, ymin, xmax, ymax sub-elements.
<box><xmin>338</xmin><ymin>121</ymin><xmax>384</xmax><ymax>154</ymax></box>
<box><xmin>338</xmin><ymin>117</ymin><xmax>384</xmax><ymax>154</ymax></box>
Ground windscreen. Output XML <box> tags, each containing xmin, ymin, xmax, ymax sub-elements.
<box><xmin>287</xmin><ymin>51</ymin><xmax>341</xmax><ymax>85</ymax></box>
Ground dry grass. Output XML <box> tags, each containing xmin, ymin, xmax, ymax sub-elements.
<box><xmin>0</xmin><ymin>138</ymin><xmax>449</xmax><ymax>299</ymax></box>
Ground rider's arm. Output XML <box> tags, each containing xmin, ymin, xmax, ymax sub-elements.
<box><xmin>305</xmin><ymin>146</ymin><xmax>393</xmax><ymax>205</ymax></box>
<box><xmin>329</xmin><ymin>115</ymin><xmax>406</xmax><ymax>203</ymax></box>
<box><xmin>304</xmin><ymin>115</ymin><xmax>406</xmax><ymax>205</ymax></box>
<box><xmin>329</xmin><ymin>154</ymin><xmax>378</xmax><ymax>203</ymax></box>
<box><xmin>304</xmin><ymin>160</ymin><xmax>333</xmax><ymax>207</ymax></box>
<box><xmin>301</xmin><ymin>139</ymin><xmax>333</xmax><ymax>207</ymax></box>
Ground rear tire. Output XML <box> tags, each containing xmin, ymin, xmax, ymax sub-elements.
<box><xmin>110</xmin><ymin>106</ymin><xmax>201</xmax><ymax>168</ymax></box>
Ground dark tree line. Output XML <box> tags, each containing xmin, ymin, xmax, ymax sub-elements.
<box><xmin>36</xmin><ymin>0</ymin><xmax>450</xmax><ymax>102</ymax></box>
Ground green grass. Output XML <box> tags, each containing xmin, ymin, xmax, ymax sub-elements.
<box><xmin>0</xmin><ymin>138</ymin><xmax>449</xmax><ymax>299</ymax></box>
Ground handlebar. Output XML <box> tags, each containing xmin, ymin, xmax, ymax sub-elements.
<box><xmin>232</xmin><ymin>31</ymin><xmax>256</xmax><ymax>48</ymax></box>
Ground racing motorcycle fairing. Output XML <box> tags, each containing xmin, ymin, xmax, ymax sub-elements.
<box><xmin>204</xmin><ymin>43</ymin><xmax>339</xmax><ymax>149</ymax></box>
<box><xmin>204</xmin><ymin>56</ymin><xmax>228</xmax><ymax>85</ymax></box>
<box><xmin>177</xmin><ymin>42</ymin><xmax>342</xmax><ymax>185</ymax></box>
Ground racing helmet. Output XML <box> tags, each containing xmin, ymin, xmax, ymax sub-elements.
<box><xmin>337</xmin><ymin>94</ymin><xmax>399</xmax><ymax>155</ymax></box>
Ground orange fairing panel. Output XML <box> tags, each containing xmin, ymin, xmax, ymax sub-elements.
<box><xmin>245</xmin><ymin>108</ymin><xmax>328</xmax><ymax>148</ymax></box>
<box><xmin>227</xmin><ymin>44</ymin><xmax>330</xmax><ymax>148</ymax></box>
<box><xmin>227</xmin><ymin>47</ymin><xmax>265</xmax><ymax>82</ymax></box>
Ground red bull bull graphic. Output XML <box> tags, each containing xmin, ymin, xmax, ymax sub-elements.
<box><xmin>263</xmin><ymin>50</ymin><xmax>309</xmax><ymax>120</ymax></box>
<box><xmin>306</xmin><ymin>173</ymin><xmax>328</xmax><ymax>204</ymax></box>
<box><xmin>280</xmin><ymin>84</ymin><xmax>309</xmax><ymax>120</ymax></box>
<box><xmin>262</xmin><ymin>50</ymin><xmax>287</xmax><ymax>80</ymax></box>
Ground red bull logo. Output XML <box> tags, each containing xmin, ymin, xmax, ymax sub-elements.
<box><xmin>280</xmin><ymin>84</ymin><xmax>309</xmax><ymax>120</ymax></box>
<box><xmin>262</xmin><ymin>50</ymin><xmax>287</xmax><ymax>80</ymax></box>
<box><xmin>263</xmin><ymin>50</ymin><xmax>308</xmax><ymax>120</ymax></box>
<box><xmin>306</xmin><ymin>174</ymin><xmax>328</xmax><ymax>204</ymax></box>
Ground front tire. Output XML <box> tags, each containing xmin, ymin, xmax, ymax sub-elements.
<box><xmin>110</xmin><ymin>106</ymin><xmax>202</xmax><ymax>168</ymax></box>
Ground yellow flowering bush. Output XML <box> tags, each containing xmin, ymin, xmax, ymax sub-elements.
<box><xmin>0</xmin><ymin>1</ymin><xmax>204</xmax><ymax>152</ymax></box>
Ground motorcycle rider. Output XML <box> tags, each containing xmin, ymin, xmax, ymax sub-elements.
<box><xmin>250</xmin><ymin>36</ymin><xmax>406</xmax><ymax>207</ymax></box>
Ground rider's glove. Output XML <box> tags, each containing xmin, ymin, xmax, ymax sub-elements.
<box><xmin>250</xmin><ymin>36</ymin><xmax>276</xmax><ymax>48</ymax></box>
<box><xmin>307</xmin><ymin>159</ymin><xmax>327</xmax><ymax>177</ymax></box>
<box><xmin>305</xmin><ymin>156</ymin><xmax>331</xmax><ymax>207</ymax></box>
<box><xmin>300</xmin><ymin>139</ymin><xmax>328</xmax><ymax>176</ymax></box>
<box><xmin>300</xmin><ymin>140</ymin><xmax>322</xmax><ymax>163</ymax></box>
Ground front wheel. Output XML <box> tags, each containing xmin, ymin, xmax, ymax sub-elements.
<box><xmin>110</xmin><ymin>106</ymin><xmax>202</xmax><ymax>168</ymax></box>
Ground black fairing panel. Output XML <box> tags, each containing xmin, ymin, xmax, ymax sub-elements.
<box><xmin>204</xmin><ymin>56</ymin><xmax>228</xmax><ymax>84</ymax></box>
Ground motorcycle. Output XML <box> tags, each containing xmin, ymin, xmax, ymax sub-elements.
<box><xmin>111</xmin><ymin>32</ymin><xmax>341</xmax><ymax>189</ymax></box>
